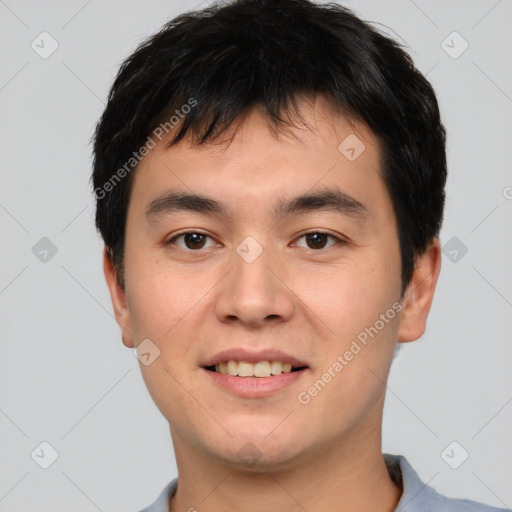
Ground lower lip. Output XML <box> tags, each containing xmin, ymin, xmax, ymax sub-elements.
<box><xmin>203</xmin><ymin>368</ymin><xmax>308</xmax><ymax>398</ymax></box>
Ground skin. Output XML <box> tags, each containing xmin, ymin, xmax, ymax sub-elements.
<box><xmin>104</xmin><ymin>96</ymin><xmax>441</xmax><ymax>512</ymax></box>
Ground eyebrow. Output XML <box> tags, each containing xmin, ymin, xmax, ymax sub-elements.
<box><xmin>145</xmin><ymin>187</ymin><xmax>368</xmax><ymax>222</ymax></box>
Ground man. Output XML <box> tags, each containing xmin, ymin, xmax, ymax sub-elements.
<box><xmin>91</xmin><ymin>0</ymin><xmax>507</xmax><ymax>510</ymax></box>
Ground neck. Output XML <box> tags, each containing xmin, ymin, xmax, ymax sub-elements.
<box><xmin>168</xmin><ymin>420</ymin><xmax>402</xmax><ymax>512</ymax></box>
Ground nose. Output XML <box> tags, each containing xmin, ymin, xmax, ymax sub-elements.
<box><xmin>214</xmin><ymin>242</ymin><xmax>295</xmax><ymax>328</ymax></box>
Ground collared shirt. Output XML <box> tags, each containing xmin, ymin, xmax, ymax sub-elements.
<box><xmin>139</xmin><ymin>453</ymin><xmax>508</xmax><ymax>511</ymax></box>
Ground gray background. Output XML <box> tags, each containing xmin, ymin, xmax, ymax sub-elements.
<box><xmin>0</xmin><ymin>0</ymin><xmax>511</xmax><ymax>510</ymax></box>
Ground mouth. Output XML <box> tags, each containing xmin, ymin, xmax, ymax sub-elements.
<box><xmin>200</xmin><ymin>350</ymin><xmax>310</xmax><ymax>397</ymax></box>
<box><xmin>202</xmin><ymin>359</ymin><xmax>309</xmax><ymax>398</ymax></box>
<box><xmin>203</xmin><ymin>360</ymin><xmax>309</xmax><ymax>378</ymax></box>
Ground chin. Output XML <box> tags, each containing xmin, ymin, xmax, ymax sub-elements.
<box><xmin>209</xmin><ymin>430</ymin><xmax>308</xmax><ymax>471</ymax></box>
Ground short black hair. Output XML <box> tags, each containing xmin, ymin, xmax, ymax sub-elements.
<box><xmin>92</xmin><ymin>0</ymin><xmax>446</xmax><ymax>298</ymax></box>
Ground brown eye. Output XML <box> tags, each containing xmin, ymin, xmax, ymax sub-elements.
<box><xmin>305</xmin><ymin>232</ymin><xmax>329</xmax><ymax>249</ymax></box>
<box><xmin>183</xmin><ymin>233</ymin><xmax>207</xmax><ymax>249</ymax></box>
<box><xmin>166</xmin><ymin>232</ymin><xmax>216</xmax><ymax>250</ymax></box>
<box><xmin>294</xmin><ymin>231</ymin><xmax>345</xmax><ymax>250</ymax></box>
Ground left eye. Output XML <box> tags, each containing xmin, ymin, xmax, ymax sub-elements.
<box><xmin>293</xmin><ymin>232</ymin><xmax>344</xmax><ymax>250</ymax></box>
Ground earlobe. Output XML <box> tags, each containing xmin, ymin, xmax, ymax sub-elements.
<box><xmin>396</xmin><ymin>238</ymin><xmax>442</xmax><ymax>343</ymax></box>
<box><xmin>103</xmin><ymin>247</ymin><xmax>135</xmax><ymax>348</ymax></box>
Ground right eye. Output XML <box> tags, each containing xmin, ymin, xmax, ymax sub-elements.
<box><xmin>165</xmin><ymin>231</ymin><xmax>219</xmax><ymax>251</ymax></box>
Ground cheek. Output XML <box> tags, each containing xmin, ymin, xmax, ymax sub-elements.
<box><xmin>300</xmin><ymin>259</ymin><xmax>392</xmax><ymax>334</ymax></box>
<box><xmin>302</xmin><ymin>255</ymin><xmax>401</xmax><ymax>383</ymax></box>
<box><xmin>124</xmin><ymin>240</ymin><xmax>201</xmax><ymax>335</ymax></box>
<box><xmin>125</xmin><ymin>259</ymin><xmax>216</xmax><ymax>388</ymax></box>
<box><xmin>125</xmin><ymin>267</ymin><xmax>206</xmax><ymax>420</ymax></box>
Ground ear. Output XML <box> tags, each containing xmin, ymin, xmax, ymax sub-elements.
<box><xmin>397</xmin><ymin>237</ymin><xmax>442</xmax><ymax>343</ymax></box>
<box><xmin>103</xmin><ymin>247</ymin><xmax>134</xmax><ymax>348</ymax></box>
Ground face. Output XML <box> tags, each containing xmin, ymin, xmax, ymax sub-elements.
<box><xmin>105</xmin><ymin>96</ymin><xmax>440</xmax><ymax>470</ymax></box>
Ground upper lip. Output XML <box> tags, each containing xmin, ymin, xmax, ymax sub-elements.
<box><xmin>201</xmin><ymin>349</ymin><xmax>309</xmax><ymax>368</ymax></box>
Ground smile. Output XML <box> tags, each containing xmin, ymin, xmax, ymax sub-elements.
<box><xmin>205</xmin><ymin>360</ymin><xmax>308</xmax><ymax>378</ymax></box>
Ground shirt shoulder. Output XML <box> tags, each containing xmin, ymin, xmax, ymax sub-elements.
<box><xmin>137</xmin><ymin>478</ymin><xmax>178</xmax><ymax>512</ymax></box>
<box><xmin>384</xmin><ymin>453</ymin><xmax>509</xmax><ymax>512</ymax></box>
<box><xmin>414</xmin><ymin>488</ymin><xmax>509</xmax><ymax>512</ymax></box>
<box><xmin>434</xmin><ymin>495</ymin><xmax>510</xmax><ymax>512</ymax></box>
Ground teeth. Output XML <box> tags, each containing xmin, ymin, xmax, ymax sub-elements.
<box><xmin>238</xmin><ymin>361</ymin><xmax>254</xmax><ymax>377</ymax></box>
<box><xmin>227</xmin><ymin>360</ymin><xmax>238</xmax><ymax>376</ymax></box>
<box><xmin>270</xmin><ymin>361</ymin><xmax>282</xmax><ymax>375</ymax></box>
<box><xmin>254</xmin><ymin>361</ymin><xmax>271</xmax><ymax>377</ymax></box>
<box><xmin>213</xmin><ymin>360</ymin><xmax>300</xmax><ymax>377</ymax></box>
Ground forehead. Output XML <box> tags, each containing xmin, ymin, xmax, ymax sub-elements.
<box><xmin>128</xmin><ymin>96</ymin><xmax>392</xmax><ymax>227</ymax></box>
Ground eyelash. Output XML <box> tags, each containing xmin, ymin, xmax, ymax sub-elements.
<box><xmin>164</xmin><ymin>230</ymin><xmax>347</xmax><ymax>251</ymax></box>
